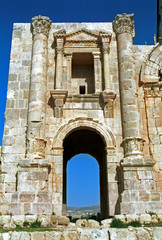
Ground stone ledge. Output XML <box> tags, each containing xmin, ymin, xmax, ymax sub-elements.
<box><xmin>0</xmin><ymin>227</ymin><xmax>161</xmax><ymax>240</ymax></box>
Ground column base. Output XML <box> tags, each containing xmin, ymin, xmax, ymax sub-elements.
<box><xmin>120</xmin><ymin>157</ymin><xmax>162</xmax><ymax>214</ymax></box>
<box><xmin>10</xmin><ymin>159</ymin><xmax>52</xmax><ymax>215</ymax></box>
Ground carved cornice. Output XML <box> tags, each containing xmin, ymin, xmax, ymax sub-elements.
<box><xmin>31</xmin><ymin>15</ymin><xmax>52</xmax><ymax>37</ymax></box>
<box><xmin>113</xmin><ymin>13</ymin><xmax>135</xmax><ymax>37</ymax></box>
<box><xmin>144</xmin><ymin>82</ymin><xmax>162</xmax><ymax>98</ymax></box>
<box><xmin>54</xmin><ymin>29</ymin><xmax>66</xmax><ymax>39</ymax></box>
<box><xmin>66</xmin><ymin>28</ymin><xmax>99</xmax><ymax>38</ymax></box>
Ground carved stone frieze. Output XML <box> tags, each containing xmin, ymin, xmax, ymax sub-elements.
<box><xmin>113</xmin><ymin>13</ymin><xmax>135</xmax><ymax>37</ymax></box>
<box><xmin>31</xmin><ymin>15</ymin><xmax>52</xmax><ymax>37</ymax></box>
<box><xmin>121</xmin><ymin>137</ymin><xmax>145</xmax><ymax>158</ymax></box>
<box><xmin>144</xmin><ymin>83</ymin><xmax>162</xmax><ymax>98</ymax></box>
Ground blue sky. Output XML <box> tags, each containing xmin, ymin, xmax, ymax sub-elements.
<box><xmin>67</xmin><ymin>154</ymin><xmax>100</xmax><ymax>207</ymax></box>
<box><xmin>0</xmin><ymin>0</ymin><xmax>157</xmax><ymax>207</ymax></box>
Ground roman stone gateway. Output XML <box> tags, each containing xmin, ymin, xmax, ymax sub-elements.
<box><xmin>0</xmin><ymin>14</ymin><xmax>162</xmax><ymax>218</ymax></box>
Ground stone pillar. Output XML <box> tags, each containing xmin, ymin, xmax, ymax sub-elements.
<box><xmin>92</xmin><ymin>52</ymin><xmax>102</xmax><ymax>93</ymax></box>
<box><xmin>27</xmin><ymin>15</ymin><xmax>52</xmax><ymax>160</ymax></box>
<box><xmin>10</xmin><ymin>16</ymin><xmax>52</xmax><ymax>216</ymax></box>
<box><xmin>113</xmin><ymin>14</ymin><xmax>144</xmax><ymax>158</ymax></box>
<box><xmin>66</xmin><ymin>53</ymin><xmax>72</xmax><ymax>93</ymax></box>
<box><xmin>100</xmin><ymin>32</ymin><xmax>112</xmax><ymax>91</ymax></box>
<box><xmin>54</xmin><ymin>30</ymin><xmax>66</xmax><ymax>89</ymax></box>
<box><xmin>113</xmin><ymin>14</ymin><xmax>162</xmax><ymax>215</ymax></box>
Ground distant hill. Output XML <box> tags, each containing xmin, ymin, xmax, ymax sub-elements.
<box><xmin>67</xmin><ymin>205</ymin><xmax>100</xmax><ymax>214</ymax></box>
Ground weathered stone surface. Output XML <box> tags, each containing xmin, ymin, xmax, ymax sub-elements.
<box><xmin>91</xmin><ymin>229</ymin><xmax>108</xmax><ymax>240</ymax></box>
<box><xmin>45</xmin><ymin>231</ymin><xmax>62</xmax><ymax>240</ymax></box>
<box><xmin>38</xmin><ymin>215</ymin><xmax>51</xmax><ymax>227</ymax></box>
<box><xmin>11</xmin><ymin>232</ymin><xmax>30</xmax><ymax>240</ymax></box>
<box><xmin>12</xmin><ymin>215</ymin><xmax>24</xmax><ymax>226</ymax></box>
<box><xmin>3</xmin><ymin>222</ymin><xmax>16</xmax><ymax>230</ymax></box>
<box><xmin>109</xmin><ymin>228</ymin><xmax>136</xmax><ymax>240</ymax></box>
<box><xmin>25</xmin><ymin>215</ymin><xmax>37</xmax><ymax>223</ymax></box>
<box><xmin>153</xmin><ymin>227</ymin><xmax>162</xmax><ymax>240</ymax></box>
<box><xmin>0</xmin><ymin>227</ymin><xmax>160</xmax><ymax>239</ymax></box>
<box><xmin>101</xmin><ymin>218</ymin><xmax>112</xmax><ymax>228</ymax></box>
<box><xmin>2</xmin><ymin>233</ymin><xmax>11</xmax><ymax>240</ymax></box>
<box><xmin>31</xmin><ymin>232</ymin><xmax>45</xmax><ymax>240</ymax></box>
<box><xmin>0</xmin><ymin>216</ymin><xmax>10</xmax><ymax>226</ymax></box>
<box><xmin>63</xmin><ymin>230</ymin><xmax>79</xmax><ymax>240</ymax></box>
<box><xmin>136</xmin><ymin>228</ymin><xmax>151</xmax><ymax>240</ymax></box>
<box><xmin>51</xmin><ymin>215</ymin><xmax>70</xmax><ymax>226</ymax></box>
<box><xmin>139</xmin><ymin>214</ymin><xmax>152</xmax><ymax>224</ymax></box>
<box><xmin>76</xmin><ymin>219</ymin><xmax>88</xmax><ymax>228</ymax></box>
<box><xmin>87</xmin><ymin>219</ymin><xmax>100</xmax><ymax>228</ymax></box>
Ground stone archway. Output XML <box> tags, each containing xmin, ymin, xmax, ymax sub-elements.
<box><xmin>140</xmin><ymin>43</ymin><xmax>162</xmax><ymax>84</ymax></box>
<box><xmin>51</xmin><ymin>118</ymin><xmax>116</xmax><ymax>218</ymax></box>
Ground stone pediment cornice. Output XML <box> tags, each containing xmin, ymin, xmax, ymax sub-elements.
<box><xmin>65</xmin><ymin>28</ymin><xmax>100</xmax><ymax>42</ymax></box>
<box><xmin>54</xmin><ymin>29</ymin><xmax>66</xmax><ymax>39</ymax></box>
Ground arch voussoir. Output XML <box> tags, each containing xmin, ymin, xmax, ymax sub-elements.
<box><xmin>52</xmin><ymin>118</ymin><xmax>116</xmax><ymax>149</ymax></box>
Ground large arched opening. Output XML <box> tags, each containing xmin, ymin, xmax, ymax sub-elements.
<box><xmin>63</xmin><ymin>128</ymin><xmax>109</xmax><ymax>219</ymax></box>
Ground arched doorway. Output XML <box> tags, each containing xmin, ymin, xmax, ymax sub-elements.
<box><xmin>63</xmin><ymin>128</ymin><xmax>109</xmax><ymax>219</ymax></box>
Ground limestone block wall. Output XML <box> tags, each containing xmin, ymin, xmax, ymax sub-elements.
<box><xmin>134</xmin><ymin>44</ymin><xmax>162</xmax><ymax>194</ymax></box>
<box><xmin>1</xmin><ymin>15</ymin><xmax>162</xmax><ymax>216</ymax></box>
<box><xmin>1</xmin><ymin>23</ymin><xmax>32</xmax><ymax>213</ymax></box>
<box><xmin>0</xmin><ymin>228</ymin><xmax>161</xmax><ymax>240</ymax></box>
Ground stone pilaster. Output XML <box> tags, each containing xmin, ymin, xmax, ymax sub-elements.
<box><xmin>66</xmin><ymin>53</ymin><xmax>72</xmax><ymax>93</ymax></box>
<box><xmin>100</xmin><ymin>31</ymin><xmax>112</xmax><ymax>92</ymax></box>
<box><xmin>27</xmin><ymin>15</ymin><xmax>51</xmax><ymax>160</ymax></box>
<box><xmin>10</xmin><ymin>16</ymin><xmax>52</xmax><ymax>216</ymax></box>
<box><xmin>92</xmin><ymin>52</ymin><xmax>102</xmax><ymax>93</ymax></box>
<box><xmin>54</xmin><ymin>30</ymin><xmax>66</xmax><ymax>89</ymax></box>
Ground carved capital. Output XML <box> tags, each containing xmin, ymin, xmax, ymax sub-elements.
<box><xmin>113</xmin><ymin>13</ymin><xmax>135</xmax><ymax>37</ymax></box>
<box><xmin>50</xmin><ymin>90</ymin><xmax>68</xmax><ymax>117</ymax></box>
<box><xmin>121</xmin><ymin>137</ymin><xmax>145</xmax><ymax>158</ymax></box>
<box><xmin>100</xmin><ymin>31</ymin><xmax>112</xmax><ymax>43</ymax></box>
<box><xmin>55</xmin><ymin>38</ymin><xmax>65</xmax><ymax>54</ymax></box>
<box><xmin>101</xmin><ymin>91</ymin><xmax>116</xmax><ymax>118</ymax></box>
<box><xmin>92</xmin><ymin>51</ymin><xmax>101</xmax><ymax>59</ymax></box>
<box><xmin>31</xmin><ymin>15</ymin><xmax>52</xmax><ymax>37</ymax></box>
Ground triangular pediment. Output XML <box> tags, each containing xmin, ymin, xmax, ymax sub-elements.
<box><xmin>66</xmin><ymin>28</ymin><xmax>99</xmax><ymax>41</ymax></box>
